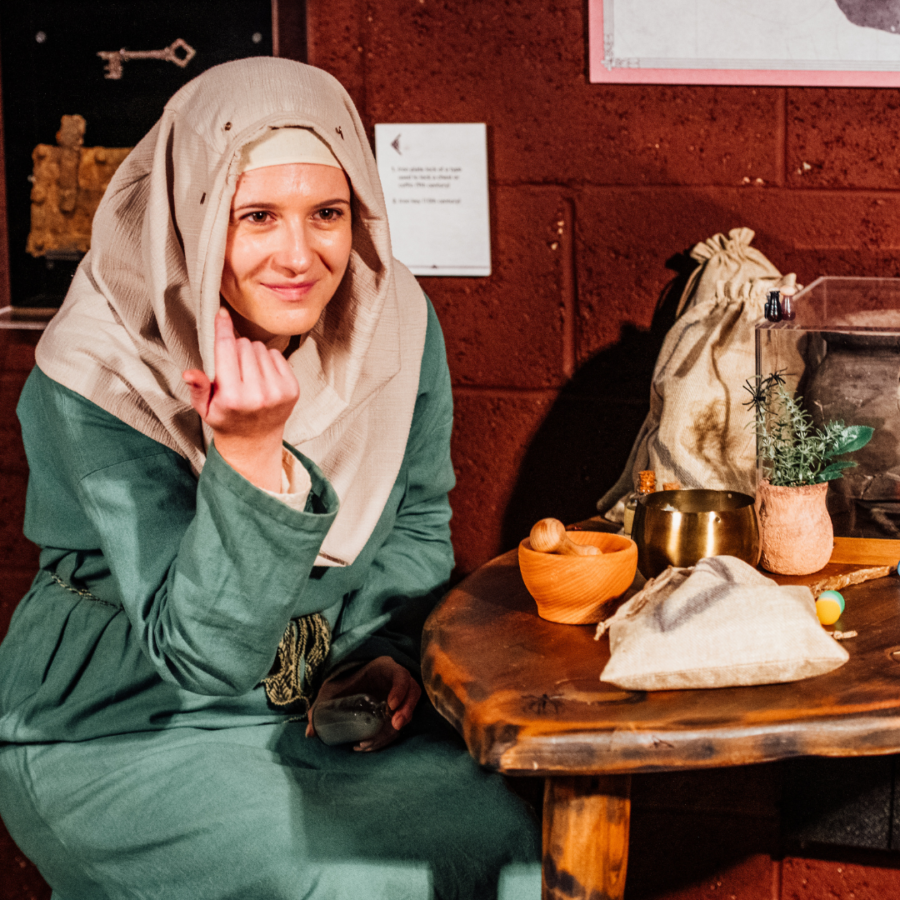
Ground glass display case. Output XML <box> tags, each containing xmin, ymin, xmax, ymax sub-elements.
<box><xmin>0</xmin><ymin>0</ymin><xmax>279</xmax><ymax>327</ymax></box>
<box><xmin>756</xmin><ymin>276</ymin><xmax>900</xmax><ymax>539</ymax></box>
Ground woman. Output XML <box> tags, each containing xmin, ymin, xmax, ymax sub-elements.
<box><xmin>0</xmin><ymin>58</ymin><xmax>539</xmax><ymax>899</ymax></box>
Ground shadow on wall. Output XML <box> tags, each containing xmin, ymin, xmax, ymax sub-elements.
<box><xmin>499</xmin><ymin>252</ymin><xmax>699</xmax><ymax>548</ymax></box>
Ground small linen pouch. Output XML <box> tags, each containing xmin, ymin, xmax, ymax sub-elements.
<box><xmin>596</xmin><ymin>556</ymin><xmax>848</xmax><ymax>690</ymax></box>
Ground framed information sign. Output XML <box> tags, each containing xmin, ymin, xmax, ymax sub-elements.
<box><xmin>375</xmin><ymin>123</ymin><xmax>491</xmax><ymax>277</ymax></box>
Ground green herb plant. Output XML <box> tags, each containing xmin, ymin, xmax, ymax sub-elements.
<box><xmin>743</xmin><ymin>372</ymin><xmax>874</xmax><ymax>487</ymax></box>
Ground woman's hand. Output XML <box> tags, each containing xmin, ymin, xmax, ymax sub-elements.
<box><xmin>183</xmin><ymin>308</ymin><xmax>299</xmax><ymax>491</ymax></box>
<box><xmin>307</xmin><ymin>656</ymin><xmax>422</xmax><ymax>752</ymax></box>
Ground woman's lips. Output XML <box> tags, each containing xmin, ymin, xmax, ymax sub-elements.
<box><xmin>262</xmin><ymin>281</ymin><xmax>315</xmax><ymax>301</ymax></box>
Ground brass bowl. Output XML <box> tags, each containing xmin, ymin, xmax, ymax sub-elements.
<box><xmin>632</xmin><ymin>489</ymin><xmax>760</xmax><ymax>578</ymax></box>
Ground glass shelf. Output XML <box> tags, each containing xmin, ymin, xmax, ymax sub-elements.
<box><xmin>0</xmin><ymin>306</ymin><xmax>57</xmax><ymax>331</ymax></box>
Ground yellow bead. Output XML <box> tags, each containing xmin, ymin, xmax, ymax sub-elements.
<box><xmin>816</xmin><ymin>596</ymin><xmax>843</xmax><ymax>626</ymax></box>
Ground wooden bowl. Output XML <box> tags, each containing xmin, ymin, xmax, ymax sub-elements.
<box><xmin>518</xmin><ymin>531</ymin><xmax>638</xmax><ymax>625</ymax></box>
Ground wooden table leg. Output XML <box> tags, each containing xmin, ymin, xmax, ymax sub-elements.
<box><xmin>542</xmin><ymin>774</ymin><xmax>631</xmax><ymax>900</ymax></box>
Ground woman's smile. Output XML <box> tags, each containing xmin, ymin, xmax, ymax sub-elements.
<box><xmin>261</xmin><ymin>280</ymin><xmax>317</xmax><ymax>300</ymax></box>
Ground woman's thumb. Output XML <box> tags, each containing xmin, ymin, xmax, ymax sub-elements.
<box><xmin>182</xmin><ymin>369</ymin><xmax>213</xmax><ymax>419</ymax></box>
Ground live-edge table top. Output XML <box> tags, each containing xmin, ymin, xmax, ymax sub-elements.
<box><xmin>422</xmin><ymin>543</ymin><xmax>900</xmax><ymax>778</ymax></box>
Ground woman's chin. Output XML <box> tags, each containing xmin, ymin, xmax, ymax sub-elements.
<box><xmin>223</xmin><ymin>303</ymin><xmax>321</xmax><ymax>343</ymax></box>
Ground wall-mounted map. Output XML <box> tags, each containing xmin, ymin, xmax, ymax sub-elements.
<box><xmin>590</xmin><ymin>0</ymin><xmax>900</xmax><ymax>85</ymax></box>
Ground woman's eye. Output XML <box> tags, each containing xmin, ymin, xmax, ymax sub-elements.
<box><xmin>316</xmin><ymin>208</ymin><xmax>344</xmax><ymax>222</ymax></box>
<box><xmin>243</xmin><ymin>210</ymin><xmax>271</xmax><ymax>224</ymax></box>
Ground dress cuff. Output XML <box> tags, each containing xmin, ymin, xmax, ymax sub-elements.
<box><xmin>262</xmin><ymin>447</ymin><xmax>312</xmax><ymax>511</ymax></box>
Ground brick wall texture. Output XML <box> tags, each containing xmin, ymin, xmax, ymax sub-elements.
<box><xmin>4</xmin><ymin>2</ymin><xmax>900</xmax><ymax>897</ymax></box>
<box><xmin>308</xmin><ymin>0</ymin><xmax>900</xmax><ymax>577</ymax></box>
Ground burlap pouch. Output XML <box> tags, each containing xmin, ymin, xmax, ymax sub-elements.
<box><xmin>598</xmin><ymin>228</ymin><xmax>801</xmax><ymax>523</ymax></box>
<box><xmin>596</xmin><ymin>556</ymin><xmax>848</xmax><ymax>690</ymax></box>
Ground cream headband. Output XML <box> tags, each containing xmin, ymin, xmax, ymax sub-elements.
<box><xmin>238</xmin><ymin>127</ymin><xmax>342</xmax><ymax>173</ymax></box>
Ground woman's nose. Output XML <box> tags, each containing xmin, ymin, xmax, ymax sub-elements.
<box><xmin>273</xmin><ymin>221</ymin><xmax>314</xmax><ymax>273</ymax></box>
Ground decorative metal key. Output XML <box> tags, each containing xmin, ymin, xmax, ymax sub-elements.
<box><xmin>97</xmin><ymin>38</ymin><xmax>196</xmax><ymax>80</ymax></box>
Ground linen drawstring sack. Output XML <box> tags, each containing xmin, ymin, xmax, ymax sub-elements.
<box><xmin>598</xmin><ymin>228</ymin><xmax>801</xmax><ymax>522</ymax></box>
<box><xmin>595</xmin><ymin>556</ymin><xmax>849</xmax><ymax>690</ymax></box>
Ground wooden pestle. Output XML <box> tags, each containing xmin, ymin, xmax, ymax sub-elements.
<box><xmin>530</xmin><ymin>518</ymin><xmax>600</xmax><ymax>556</ymax></box>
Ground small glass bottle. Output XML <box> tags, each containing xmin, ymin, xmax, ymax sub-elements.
<box><xmin>764</xmin><ymin>289</ymin><xmax>782</xmax><ymax>323</ymax></box>
<box><xmin>780</xmin><ymin>285</ymin><xmax>797</xmax><ymax>321</ymax></box>
<box><xmin>623</xmin><ymin>470</ymin><xmax>656</xmax><ymax>537</ymax></box>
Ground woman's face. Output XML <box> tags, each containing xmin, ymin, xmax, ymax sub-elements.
<box><xmin>221</xmin><ymin>162</ymin><xmax>352</xmax><ymax>342</ymax></box>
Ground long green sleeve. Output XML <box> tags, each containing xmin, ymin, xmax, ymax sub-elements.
<box><xmin>18</xmin><ymin>368</ymin><xmax>340</xmax><ymax>696</ymax></box>
<box><xmin>0</xmin><ymin>297</ymin><xmax>454</xmax><ymax>742</ymax></box>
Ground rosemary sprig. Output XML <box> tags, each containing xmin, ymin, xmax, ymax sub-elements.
<box><xmin>743</xmin><ymin>372</ymin><xmax>873</xmax><ymax>487</ymax></box>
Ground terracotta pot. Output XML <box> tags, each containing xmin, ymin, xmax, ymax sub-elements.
<box><xmin>754</xmin><ymin>480</ymin><xmax>833</xmax><ymax>575</ymax></box>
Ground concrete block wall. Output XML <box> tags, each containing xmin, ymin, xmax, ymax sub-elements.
<box><xmin>4</xmin><ymin>1</ymin><xmax>900</xmax><ymax>896</ymax></box>
<box><xmin>308</xmin><ymin>0</ymin><xmax>900</xmax><ymax>576</ymax></box>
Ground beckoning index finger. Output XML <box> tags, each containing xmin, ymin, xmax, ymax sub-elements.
<box><xmin>213</xmin><ymin>307</ymin><xmax>242</xmax><ymax>389</ymax></box>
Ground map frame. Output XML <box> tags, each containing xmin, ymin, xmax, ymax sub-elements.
<box><xmin>589</xmin><ymin>0</ymin><xmax>900</xmax><ymax>86</ymax></box>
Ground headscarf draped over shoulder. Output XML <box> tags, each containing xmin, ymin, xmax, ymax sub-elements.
<box><xmin>36</xmin><ymin>57</ymin><xmax>428</xmax><ymax>567</ymax></box>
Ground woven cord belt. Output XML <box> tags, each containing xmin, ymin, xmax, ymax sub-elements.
<box><xmin>50</xmin><ymin>569</ymin><xmax>330</xmax><ymax>715</ymax></box>
<box><xmin>261</xmin><ymin>613</ymin><xmax>331</xmax><ymax>714</ymax></box>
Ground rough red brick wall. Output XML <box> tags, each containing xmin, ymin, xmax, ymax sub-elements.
<box><xmin>3</xmin><ymin>3</ymin><xmax>900</xmax><ymax>898</ymax></box>
<box><xmin>301</xmin><ymin>6</ymin><xmax>900</xmax><ymax>895</ymax></box>
<box><xmin>308</xmin><ymin>0</ymin><xmax>900</xmax><ymax>577</ymax></box>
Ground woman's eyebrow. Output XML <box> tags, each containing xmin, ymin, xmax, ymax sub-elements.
<box><xmin>232</xmin><ymin>199</ymin><xmax>280</xmax><ymax>211</ymax></box>
<box><xmin>232</xmin><ymin>197</ymin><xmax>351</xmax><ymax>210</ymax></box>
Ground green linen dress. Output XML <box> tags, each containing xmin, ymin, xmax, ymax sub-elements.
<box><xmin>0</xmin><ymin>302</ymin><xmax>541</xmax><ymax>900</ymax></box>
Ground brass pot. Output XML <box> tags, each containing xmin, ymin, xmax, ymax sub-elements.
<box><xmin>632</xmin><ymin>489</ymin><xmax>760</xmax><ymax>578</ymax></box>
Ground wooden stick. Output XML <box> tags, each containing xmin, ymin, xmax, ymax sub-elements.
<box><xmin>808</xmin><ymin>565</ymin><xmax>893</xmax><ymax>597</ymax></box>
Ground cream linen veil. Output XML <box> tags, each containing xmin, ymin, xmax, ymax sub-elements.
<box><xmin>35</xmin><ymin>58</ymin><xmax>428</xmax><ymax>567</ymax></box>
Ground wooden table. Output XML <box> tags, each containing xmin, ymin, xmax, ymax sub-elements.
<box><xmin>421</xmin><ymin>538</ymin><xmax>900</xmax><ymax>900</ymax></box>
